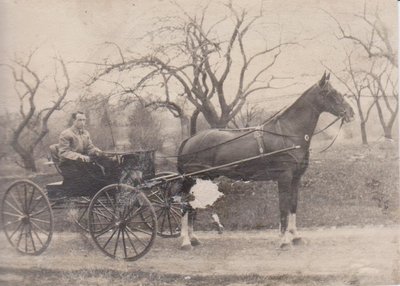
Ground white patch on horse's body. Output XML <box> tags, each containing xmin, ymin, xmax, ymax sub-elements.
<box><xmin>189</xmin><ymin>179</ymin><xmax>223</xmax><ymax>209</ymax></box>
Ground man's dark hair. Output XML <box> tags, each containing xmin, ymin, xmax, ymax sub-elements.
<box><xmin>71</xmin><ymin>111</ymin><xmax>85</xmax><ymax>120</ymax></box>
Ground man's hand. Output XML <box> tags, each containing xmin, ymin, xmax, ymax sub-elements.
<box><xmin>79</xmin><ymin>155</ymin><xmax>91</xmax><ymax>162</ymax></box>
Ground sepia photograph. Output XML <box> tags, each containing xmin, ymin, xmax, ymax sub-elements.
<box><xmin>0</xmin><ymin>0</ymin><xmax>398</xmax><ymax>285</ymax></box>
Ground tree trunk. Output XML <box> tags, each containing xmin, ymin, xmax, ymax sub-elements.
<box><xmin>383</xmin><ymin>126</ymin><xmax>393</xmax><ymax>140</ymax></box>
<box><xmin>190</xmin><ymin>109</ymin><xmax>200</xmax><ymax>136</ymax></box>
<box><xmin>22</xmin><ymin>153</ymin><xmax>37</xmax><ymax>172</ymax></box>
<box><xmin>360</xmin><ymin>122</ymin><xmax>368</xmax><ymax>145</ymax></box>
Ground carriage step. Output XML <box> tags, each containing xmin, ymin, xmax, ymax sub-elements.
<box><xmin>46</xmin><ymin>181</ymin><xmax>67</xmax><ymax>199</ymax></box>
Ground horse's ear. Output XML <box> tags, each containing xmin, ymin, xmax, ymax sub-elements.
<box><xmin>326</xmin><ymin>73</ymin><xmax>330</xmax><ymax>81</ymax></box>
<box><xmin>319</xmin><ymin>72</ymin><xmax>326</xmax><ymax>87</ymax></box>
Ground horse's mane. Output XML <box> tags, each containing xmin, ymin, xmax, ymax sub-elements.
<box><xmin>275</xmin><ymin>84</ymin><xmax>317</xmax><ymax>121</ymax></box>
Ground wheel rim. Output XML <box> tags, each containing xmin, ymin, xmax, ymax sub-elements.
<box><xmin>88</xmin><ymin>184</ymin><xmax>157</xmax><ymax>261</ymax></box>
<box><xmin>1</xmin><ymin>180</ymin><xmax>53</xmax><ymax>255</ymax></box>
<box><xmin>146</xmin><ymin>184</ymin><xmax>182</xmax><ymax>238</ymax></box>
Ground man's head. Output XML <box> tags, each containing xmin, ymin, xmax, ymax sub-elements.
<box><xmin>71</xmin><ymin>111</ymin><xmax>86</xmax><ymax>130</ymax></box>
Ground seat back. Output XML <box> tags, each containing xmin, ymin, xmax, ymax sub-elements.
<box><xmin>49</xmin><ymin>144</ymin><xmax>63</xmax><ymax>175</ymax></box>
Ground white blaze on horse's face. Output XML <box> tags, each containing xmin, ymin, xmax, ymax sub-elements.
<box><xmin>319</xmin><ymin>79</ymin><xmax>355</xmax><ymax>122</ymax></box>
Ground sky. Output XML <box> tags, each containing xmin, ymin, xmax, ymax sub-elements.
<box><xmin>0</xmin><ymin>0</ymin><xmax>398</xmax><ymax>115</ymax></box>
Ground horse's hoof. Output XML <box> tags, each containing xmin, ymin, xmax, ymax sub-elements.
<box><xmin>292</xmin><ymin>237</ymin><xmax>303</xmax><ymax>246</ymax></box>
<box><xmin>217</xmin><ymin>226</ymin><xmax>224</xmax><ymax>234</ymax></box>
<box><xmin>181</xmin><ymin>244</ymin><xmax>192</xmax><ymax>251</ymax></box>
<box><xmin>190</xmin><ymin>238</ymin><xmax>201</xmax><ymax>246</ymax></box>
<box><xmin>279</xmin><ymin>243</ymin><xmax>292</xmax><ymax>251</ymax></box>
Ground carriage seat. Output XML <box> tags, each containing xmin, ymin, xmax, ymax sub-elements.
<box><xmin>49</xmin><ymin>144</ymin><xmax>60</xmax><ymax>165</ymax></box>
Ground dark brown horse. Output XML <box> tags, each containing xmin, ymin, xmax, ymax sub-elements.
<box><xmin>177</xmin><ymin>72</ymin><xmax>354</xmax><ymax>249</ymax></box>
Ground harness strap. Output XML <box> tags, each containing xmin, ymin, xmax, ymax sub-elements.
<box><xmin>253</xmin><ymin>125</ymin><xmax>265</xmax><ymax>154</ymax></box>
<box><xmin>276</xmin><ymin>120</ymin><xmax>287</xmax><ymax>148</ymax></box>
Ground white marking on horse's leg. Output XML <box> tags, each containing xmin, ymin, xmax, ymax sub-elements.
<box><xmin>180</xmin><ymin>212</ymin><xmax>192</xmax><ymax>250</ymax></box>
<box><xmin>211</xmin><ymin>213</ymin><xmax>224</xmax><ymax>234</ymax></box>
<box><xmin>280</xmin><ymin>230</ymin><xmax>293</xmax><ymax>250</ymax></box>
<box><xmin>280</xmin><ymin>214</ymin><xmax>293</xmax><ymax>249</ymax></box>
<box><xmin>288</xmin><ymin>213</ymin><xmax>302</xmax><ymax>245</ymax></box>
<box><xmin>188</xmin><ymin>218</ymin><xmax>201</xmax><ymax>246</ymax></box>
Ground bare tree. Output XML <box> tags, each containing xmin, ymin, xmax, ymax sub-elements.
<box><xmin>328</xmin><ymin>3</ymin><xmax>397</xmax><ymax>67</ymax></box>
<box><xmin>325</xmin><ymin>4</ymin><xmax>398</xmax><ymax>142</ymax></box>
<box><xmin>365</xmin><ymin>60</ymin><xmax>398</xmax><ymax>139</ymax></box>
<box><xmin>230</xmin><ymin>102</ymin><xmax>267</xmax><ymax>128</ymax></box>
<box><xmin>323</xmin><ymin>51</ymin><xmax>377</xmax><ymax>145</ymax></box>
<box><xmin>87</xmin><ymin>2</ymin><xmax>296</xmax><ymax>134</ymax></box>
<box><xmin>1</xmin><ymin>51</ymin><xmax>70</xmax><ymax>171</ymax></box>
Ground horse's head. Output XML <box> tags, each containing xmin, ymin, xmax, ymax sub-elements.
<box><xmin>315</xmin><ymin>72</ymin><xmax>354</xmax><ymax>122</ymax></box>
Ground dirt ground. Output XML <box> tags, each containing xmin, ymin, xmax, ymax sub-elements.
<box><xmin>0</xmin><ymin>226</ymin><xmax>399</xmax><ymax>286</ymax></box>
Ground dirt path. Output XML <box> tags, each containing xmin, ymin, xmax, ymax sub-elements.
<box><xmin>0</xmin><ymin>226</ymin><xmax>399</xmax><ymax>285</ymax></box>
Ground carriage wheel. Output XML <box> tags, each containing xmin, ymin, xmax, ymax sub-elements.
<box><xmin>146</xmin><ymin>173</ymin><xmax>182</xmax><ymax>238</ymax></box>
<box><xmin>1</xmin><ymin>180</ymin><xmax>53</xmax><ymax>255</ymax></box>
<box><xmin>88</xmin><ymin>184</ymin><xmax>157</xmax><ymax>261</ymax></box>
<box><xmin>71</xmin><ymin>197</ymin><xmax>91</xmax><ymax>232</ymax></box>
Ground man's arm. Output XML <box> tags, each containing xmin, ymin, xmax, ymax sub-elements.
<box><xmin>86</xmin><ymin>132</ymin><xmax>102</xmax><ymax>156</ymax></box>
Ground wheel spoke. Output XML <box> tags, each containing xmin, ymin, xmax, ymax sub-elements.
<box><xmin>28</xmin><ymin>226</ymin><xmax>36</xmax><ymax>252</ymax></box>
<box><xmin>4</xmin><ymin>200</ymin><xmax>24</xmax><ymax>216</ymax></box>
<box><xmin>9</xmin><ymin>221</ymin><xmax>23</xmax><ymax>240</ymax></box>
<box><xmin>167</xmin><ymin>211</ymin><xmax>173</xmax><ymax>235</ymax></box>
<box><xmin>113</xmin><ymin>229</ymin><xmax>121</xmax><ymax>256</ymax></box>
<box><xmin>24</xmin><ymin>184</ymin><xmax>28</xmax><ymax>213</ymax></box>
<box><xmin>129</xmin><ymin>227</ymin><xmax>153</xmax><ymax>236</ymax></box>
<box><xmin>31</xmin><ymin>226</ymin><xmax>44</xmax><ymax>247</ymax></box>
<box><xmin>76</xmin><ymin>205</ymin><xmax>89</xmax><ymax>223</ymax></box>
<box><xmin>97</xmin><ymin>200</ymin><xmax>118</xmax><ymax>219</ymax></box>
<box><xmin>31</xmin><ymin>205</ymin><xmax>51</xmax><ymax>217</ymax></box>
<box><xmin>125</xmin><ymin>226</ymin><xmax>147</xmax><ymax>247</ymax></box>
<box><xmin>4</xmin><ymin>218</ymin><xmax>22</xmax><ymax>227</ymax></box>
<box><xmin>30</xmin><ymin>218</ymin><xmax>51</xmax><ymax>224</ymax></box>
<box><xmin>16</xmin><ymin>224</ymin><xmax>25</xmax><ymax>249</ymax></box>
<box><xmin>124</xmin><ymin>229</ymin><xmax>138</xmax><ymax>255</ymax></box>
<box><xmin>102</xmin><ymin>228</ymin><xmax>118</xmax><ymax>249</ymax></box>
<box><xmin>3</xmin><ymin>211</ymin><xmax>23</xmax><ymax>218</ymax></box>
<box><xmin>105</xmin><ymin>191</ymin><xmax>116</xmax><ymax>213</ymax></box>
<box><xmin>30</xmin><ymin>220</ymin><xmax>51</xmax><ymax>235</ymax></box>
<box><xmin>121</xmin><ymin>228</ymin><xmax>128</xmax><ymax>259</ymax></box>
<box><xmin>94</xmin><ymin>224</ymin><xmax>115</xmax><ymax>239</ymax></box>
<box><xmin>91</xmin><ymin>209</ymin><xmax>113</xmax><ymax>222</ymax></box>
<box><xmin>26</xmin><ymin>185</ymin><xmax>36</xmax><ymax>213</ymax></box>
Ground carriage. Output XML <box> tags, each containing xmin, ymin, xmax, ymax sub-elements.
<box><xmin>1</xmin><ymin>73</ymin><xmax>355</xmax><ymax>259</ymax></box>
<box><xmin>1</xmin><ymin>148</ymin><xmax>183</xmax><ymax>261</ymax></box>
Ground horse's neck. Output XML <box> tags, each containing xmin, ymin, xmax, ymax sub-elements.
<box><xmin>278</xmin><ymin>91</ymin><xmax>321</xmax><ymax>138</ymax></box>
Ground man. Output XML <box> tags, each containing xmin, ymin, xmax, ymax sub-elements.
<box><xmin>58</xmin><ymin>111</ymin><xmax>102</xmax><ymax>162</ymax></box>
<box><xmin>58</xmin><ymin>111</ymin><xmax>106</xmax><ymax>195</ymax></box>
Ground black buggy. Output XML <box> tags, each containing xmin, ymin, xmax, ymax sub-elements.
<box><xmin>1</xmin><ymin>146</ymin><xmax>182</xmax><ymax>261</ymax></box>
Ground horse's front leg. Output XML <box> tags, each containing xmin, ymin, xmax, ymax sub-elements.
<box><xmin>180</xmin><ymin>211</ymin><xmax>192</xmax><ymax>250</ymax></box>
<box><xmin>288</xmin><ymin>176</ymin><xmax>302</xmax><ymax>245</ymax></box>
<box><xmin>278</xmin><ymin>171</ymin><xmax>294</xmax><ymax>250</ymax></box>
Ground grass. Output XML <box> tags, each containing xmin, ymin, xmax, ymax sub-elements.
<box><xmin>0</xmin><ymin>266</ymin><xmax>353</xmax><ymax>286</ymax></box>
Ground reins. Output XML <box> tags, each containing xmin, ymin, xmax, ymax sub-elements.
<box><xmin>318</xmin><ymin>118</ymin><xmax>345</xmax><ymax>153</ymax></box>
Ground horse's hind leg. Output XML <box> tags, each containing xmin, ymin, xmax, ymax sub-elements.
<box><xmin>180</xmin><ymin>211</ymin><xmax>192</xmax><ymax>250</ymax></box>
<box><xmin>188</xmin><ymin>210</ymin><xmax>201</xmax><ymax>246</ymax></box>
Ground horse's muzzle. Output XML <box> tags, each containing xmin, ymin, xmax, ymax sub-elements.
<box><xmin>341</xmin><ymin>106</ymin><xmax>355</xmax><ymax>123</ymax></box>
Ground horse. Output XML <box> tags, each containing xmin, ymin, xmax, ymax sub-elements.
<box><xmin>176</xmin><ymin>72</ymin><xmax>355</xmax><ymax>249</ymax></box>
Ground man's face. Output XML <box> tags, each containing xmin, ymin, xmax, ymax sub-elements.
<box><xmin>73</xmin><ymin>113</ymin><xmax>86</xmax><ymax>129</ymax></box>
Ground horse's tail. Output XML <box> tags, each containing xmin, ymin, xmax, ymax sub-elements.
<box><xmin>177</xmin><ymin>136</ymin><xmax>191</xmax><ymax>174</ymax></box>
